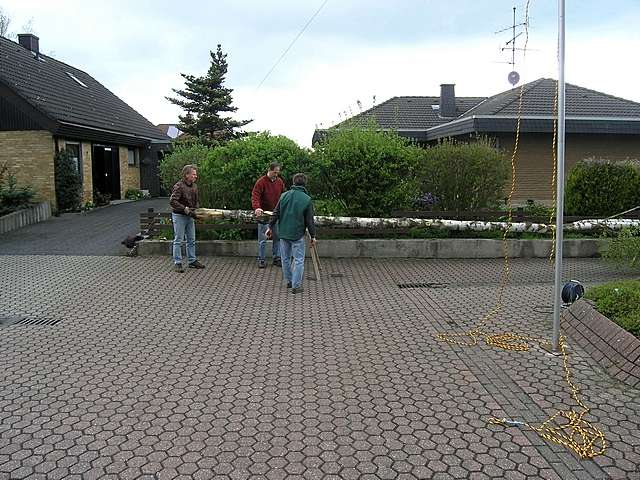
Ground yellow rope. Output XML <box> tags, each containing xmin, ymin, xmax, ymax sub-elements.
<box><xmin>435</xmin><ymin>13</ymin><xmax>606</xmax><ymax>456</ymax></box>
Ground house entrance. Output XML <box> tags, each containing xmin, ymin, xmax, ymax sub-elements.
<box><xmin>92</xmin><ymin>145</ymin><xmax>121</xmax><ymax>200</ymax></box>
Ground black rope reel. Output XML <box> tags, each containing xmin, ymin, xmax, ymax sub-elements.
<box><xmin>561</xmin><ymin>280</ymin><xmax>585</xmax><ymax>305</ymax></box>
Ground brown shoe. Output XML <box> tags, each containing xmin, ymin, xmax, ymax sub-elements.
<box><xmin>188</xmin><ymin>260</ymin><xmax>205</xmax><ymax>269</ymax></box>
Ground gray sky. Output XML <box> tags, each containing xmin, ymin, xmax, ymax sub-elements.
<box><xmin>2</xmin><ymin>0</ymin><xmax>639</xmax><ymax>146</ymax></box>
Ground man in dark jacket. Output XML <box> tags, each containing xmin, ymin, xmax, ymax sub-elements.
<box><xmin>251</xmin><ymin>163</ymin><xmax>286</xmax><ymax>269</ymax></box>
<box><xmin>170</xmin><ymin>164</ymin><xmax>205</xmax><ymax>272</ymax></box>
<box><xmin>266</xmin><ymin>173</ymin><xmax>316</xmax><ymax>294</ymax></box>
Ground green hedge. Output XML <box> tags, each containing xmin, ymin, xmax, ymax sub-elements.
<box><xmin>565</xmin><ymin>160</ymin><xmax>640</xmax><ymax>216</ymax></box>
<box><xmin>311</xmin><ymin>127</ymin><xmax>421</xmax><ymax>216</ymax></box>
<box><xmin>417</xmin><ymin>138</ymin><xmax>509</xmax><ymax>212</ymax></box>
<box><xmin>586</xmin><ymin>280</ymin><xmax>640</xmax><ymax>338</ymax></box>
<box><xmin>54</xmin><ymin>150</ymin><xmax>82</xmax><ymax>212</ymax></box>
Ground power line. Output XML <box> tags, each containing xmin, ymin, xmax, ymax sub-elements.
<box><xmin>256</xmin><ymin>0</ymin><xmax>328</xmax><ymax>89</ymax></box>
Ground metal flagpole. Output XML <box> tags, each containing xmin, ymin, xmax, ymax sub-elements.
<box><xmin>552</xmin><ymin>0</ymin><xmax>566</xmax><ymax>352</ymax></box>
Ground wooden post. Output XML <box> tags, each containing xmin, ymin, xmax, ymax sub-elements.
<box><xmin>308</xmin><ymin>233</ymin><xmax>321</xmax><ymax>284</ymax></box>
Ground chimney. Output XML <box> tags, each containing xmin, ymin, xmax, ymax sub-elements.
<box><xmin>439</xmin><ymin>83</ymin><xmax>456</xmax><ymax>117</ymax></box>
<box><xmin>18</xmin><ymin>34</ymin><xmax>39</xmax><ymax>54</ymax></box>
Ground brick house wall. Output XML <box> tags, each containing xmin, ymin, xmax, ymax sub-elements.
<box><xmin>119</xmin><ymin>146</ymin><xmax>141</xmax><ymax>198</ymax></box>
<box><xmin>0</xmin><ymin>130</ymin><xmax>56</xmax><ymax>207</ymax></box>
<box><xmin>495</xmin><ymin>133</ymin><xmax>640</xmax><ymax>203</ymax></box>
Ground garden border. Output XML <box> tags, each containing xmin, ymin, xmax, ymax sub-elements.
<box><xmin>0</xmin><ymin>202</ymin><xmax>51</xmax><ymax>235</ymax></box>
<box><xmin>562</xmin><ymin>298</ymin><xmax>640</xmax><ymax>389</ymax></box>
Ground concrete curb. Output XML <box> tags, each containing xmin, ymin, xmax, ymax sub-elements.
<box><xmin>0</xmin><ymin>202</ymin><xmax>51</xmax><ymax>235</ymax></box>
<box><xmin>562</xmin><ymin>298</ymin><xmax>640</xmax><ymax>389</ymax></box>
<box><xmin>138</xmin><ymin>238</ymin><xmax>606</xmax><ymax>259</ymax></box>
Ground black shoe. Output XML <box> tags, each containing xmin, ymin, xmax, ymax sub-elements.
<box><xmin>273</xmin><ymin>257</ymin><xmax>282</xmax><ymax>267</ymax></box>
<box><xmin>286</xmin><ymin>282</ymin><xmax>292</xmax><ymax>288</ymax></box>
<box><xmin>291</xmin><ymin>287</ymin><xmax>304</xmax><ymax>294</ymax></box>
<box><xmin>258</xmin><ymin>259</ymin><xmax>266</xmax><ymax>269</ymax></box>
<box><xmin>188</xmin><ymin>260</ymin><xmax>205</xmax><ymax>269</ymax></box>
<box><xmin>173</xmin><ymin>264</ymin><xmax>184</xmax><ymax>273</ymax></box>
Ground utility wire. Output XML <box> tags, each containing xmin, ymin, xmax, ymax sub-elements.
<box><xmin>256</xmin><ymin>0</ymin><xmax>328</xmax><ymax>89</ymax></box>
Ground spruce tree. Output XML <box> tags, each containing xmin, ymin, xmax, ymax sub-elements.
<box><xmin>167</xmin><ymin>44</ymin><xmax>251</xmax><ymax>144</ymax></box>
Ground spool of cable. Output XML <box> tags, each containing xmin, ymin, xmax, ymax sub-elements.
<box><xmin>562</xmin><ymin>280</ymin><xmax>584</xmax><ymax>304</ymax></box>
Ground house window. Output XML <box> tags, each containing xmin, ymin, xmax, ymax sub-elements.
<box><xmin>65</xmin><ymin>142</ymin><xmax>81</xmax><ymax>174</ymax></box>
<box><xmin>127</xmin><ymin>148</ymin><xmax>139</xmax><ymax>166</ymax></box>
<box><xmin>66</xmin><ymin>71</ymin><xmax>88</xmax><ymax>88</ymax></box>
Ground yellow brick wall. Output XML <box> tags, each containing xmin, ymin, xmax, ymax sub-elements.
<box><xmin>119</xmin><ymin>146</ymin><xmax>140</xmax><ymax>198</ymax></box>
<box><xmin>0</xmin><ymin>131</ymin><xmax>56</xmax><ymax>207</ymax></box>
<box><xmin>496</xmin><ymin>133</ymin><xmax>640</xmax><ymax>203</ymax></box>
<box><xmin>81</xmin><ymin>143</ymin><xmax>93</xmax><ymax>204</ymax></box>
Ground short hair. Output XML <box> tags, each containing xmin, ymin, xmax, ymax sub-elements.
<box><xmin>182</xmin><ymin>164</ymin><xmax>197</xmax><ymax>178</ymax></box>
<box><xmin>268</xmin><ymin>162</ymin><xmax>281</xmax><ymax>172</ymax></box>
<box><xmin>292</xmin><ymin>173</ymin><xmax>307</xmax><ymax>186</ymax></box>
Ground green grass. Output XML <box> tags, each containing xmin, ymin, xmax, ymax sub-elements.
<box><xmin>585</xmin><ymin>280</ymin><xmax>640</xmax><ymax>338</ymax></box>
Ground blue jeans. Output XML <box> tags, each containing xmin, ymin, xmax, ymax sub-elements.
<box><xmin>280</xmin><ymin>237</ymin><xmax>305</xmax><ymax>288</ymax></box>
<box><xmin>257</xmin><ymin>222</ymin><xmax>280</xmax><ymax>261</ymax></box>
<box><xmin>172</xmin><ymin>213</ymin><xmax>196</xmax><ymax>265</ymax></box>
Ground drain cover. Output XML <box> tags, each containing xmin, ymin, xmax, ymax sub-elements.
<box><xmin>397</xmin><ymin>282</ymin><xmax>448</xmax><ymax>289</ymax></box>
<box><xmin>0</xmin><ymin>316</ymin><xmax>62</xmax><ymax>326</ymax></box>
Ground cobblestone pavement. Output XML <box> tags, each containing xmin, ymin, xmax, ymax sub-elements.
<box><xmin>0</xmin><ymin>198</ymin><xmax>168</xmax><ymax>256</ymax></box>
<box><xmin>0</xmin><ymin>256</ymin><xmax>639</xmax><ymax>480</ymax></box>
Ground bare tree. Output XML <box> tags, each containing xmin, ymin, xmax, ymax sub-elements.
<box><xmin>0</xmin><ymin>7</ymin><xmax>12</xmax><ymax>38</ymax></box>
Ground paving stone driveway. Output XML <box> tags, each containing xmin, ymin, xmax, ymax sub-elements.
<box><xmin>0</xmin><ymin>198</ymin><xmax>169</xmax><ymax>256</ymax></box>
<box><xmin>0</xmin><ymin>255</ymin><xmax>639</xmax><ymax>480</ymax></box>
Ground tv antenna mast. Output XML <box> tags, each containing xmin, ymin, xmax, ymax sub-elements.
<box><xmin>495</xmin><ymin>6</ymin><xmax>529</xmax><ymax>85</ymax></box>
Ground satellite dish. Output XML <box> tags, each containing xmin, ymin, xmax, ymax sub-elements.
<box><xmin>508</xmin><ymin>71</ymin><xmax>520</xmax><ymax>86</ymax></box>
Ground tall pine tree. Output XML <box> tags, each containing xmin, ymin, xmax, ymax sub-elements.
<box><xmin>167</xmin><ymin>44</ymin><xmax>251</xmax><ymax>144</ymax></box>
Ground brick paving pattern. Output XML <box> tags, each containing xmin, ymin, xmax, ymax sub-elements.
<box><xmin>1</xmin><ymin>256</ymin><xmax>639</xmax><ymax>479</ymax></box>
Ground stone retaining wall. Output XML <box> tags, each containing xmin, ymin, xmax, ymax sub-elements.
<box><xmin>0</xmin><ymin>202</ymin><xmax>51</xmax><ymax>235</ymax></box>
<box><xmin>138</xmin><ymin>238</ymin><xmax>604</xmax><ymax>259</ymax></box>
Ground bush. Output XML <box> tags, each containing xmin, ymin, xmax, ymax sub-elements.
<box><xmin>54</xmin><ymin>150</ymin><xmax>82</xmax><ymax>212</ymax></box>
<box><xmin>125</xmin><ymin>188</ymin><xmax>144</xmax><ymax>200</ymax></box>
<box><xmin>602</xmin><ymin>227</ymin><xmax>640</xmax><ymax>270</ymax></box>
<box><xmin>586</xmin><ymin>280</ymin><xmax>640</xmax><ymax>338</ymax></box>
<box><xmin>199</xmin><ymin>132</ymin><xmax>312</xmax><ymax>209</ymax></box>
<box><xmin>417</xmin><ymin>138</ymin><xmax>509</xmax><ymax>212</ymax></box>
<box><xmin>311</xmin><ymin>126</ymin><xmax>421</xmax><ymax>216</ymax></box>
<box><xmin>159</xmin><ymin>141</ymin><xmax>210</xmax><ymax>190</ymax></box>
<box><xmin>565</xmin><ymin>159</ymin><xmax>640</xmax><ymax>216</ymax></box>
<box><xmin>0</xmin><ymin>163</ymin><xmax>36</xmax><ymax>215</ymax></box>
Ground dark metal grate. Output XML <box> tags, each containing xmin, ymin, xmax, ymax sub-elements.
<box><xmin>397</xmin><ymin>282</ymin><xmax>448</xmax><ymax>289</ymax></box>
<box><xmin>12</xmin><ymin>317</ymin><xmax>62</xmax><ymax>326</ymax></box>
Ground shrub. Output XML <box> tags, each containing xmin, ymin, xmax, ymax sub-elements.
<box><xmin>565</xmin><ymin>159</ymin><xmax>640</xmax><ymax>216</ymax></box>
<box><xmin>199</xmin><ymin>132</ymin><xmax>312</xmax><ymax>209</ymax></box>
<box><xmin>311</xmin><ymin>126</ymin><xmax>421</xmax><ymax>217</ymax></box>
<box><xmin>417</xmin><ymin>138</ymin><xmax>509</xmax><ymax>212</ymax></box>
<box><xmin>586</xmin><ymin>280</ymin><xmax>640</xmax><ymax>338</ymax></box>
<box><xmin>125</xmin><ymin>188</ymin><xmax>144</xmax><ymax>200</ymax></box>
<box><xmin>54</xmin><ymin>149</ymin><xmax>82</xmax><ymax>212</ymax></box>
<box><xmin>0</xmin><ymin>162</ymin><xmax>36</xmax><ymax>215</ymax></box>
<box><xmin>159</xmin><ymin>141</ymin><xmax>210</xmax><ymax>190</ymax></box>
<box><xmin>602</xmin><ymin>227</ymin><xmax>640</xmax><ymax>270</ymax></box>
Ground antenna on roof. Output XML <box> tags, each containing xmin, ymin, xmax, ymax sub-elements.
<box><xmin>495</xmin><ymin>6</ymin><xmax>529</xmax><ymax>86</ymax></box>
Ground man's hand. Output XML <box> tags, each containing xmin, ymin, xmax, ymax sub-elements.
<box><xmin>265</xmin><ymin>228</ymin><xmax>273</xmax><ymax>239</ymax></box>
<box><xmin>310</xmin><ymin>237</ymin><xmax>317</xmax><ymax>247</ymax></box>
<box><xmin>255</xmin><ymin>208</ymin><xmax>264</xmax><ymax>217</ymax></box>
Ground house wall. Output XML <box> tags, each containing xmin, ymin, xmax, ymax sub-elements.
<box><xmin>495</xmin><ymin>133</ymin><xmax>640</xmax><ymax>203</ymax></box>
<box><xmin>0</xmin><ymin>130</ymin><xmax>56</xmax><ymax>207</ymax></box>
<box><xmin>119</xmin><ymin>146</ymin><xmax>140</xmax><ymax>197</ymax></box>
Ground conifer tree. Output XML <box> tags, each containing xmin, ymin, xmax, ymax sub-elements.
<box><xmin>167</xmin><ymin>44</ymin><xmax>251</xmax><ymax>144</ymax></box>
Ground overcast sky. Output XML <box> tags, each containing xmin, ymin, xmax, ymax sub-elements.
<box><xmin>2</xmin><ymin>0</ymin><xmax>639</xmax><ymax>146</ymax></box>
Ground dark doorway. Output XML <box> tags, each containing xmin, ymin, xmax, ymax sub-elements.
<box><xmin>92</xmin><ymin>145</ymin><xmax>121</xmax><ymax>200</ymax></box>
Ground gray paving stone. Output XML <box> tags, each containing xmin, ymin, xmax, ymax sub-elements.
<box><xmin>0</xmin><ymin>256</ymin><xmax>638</xmax><ymax>479</ymax></box>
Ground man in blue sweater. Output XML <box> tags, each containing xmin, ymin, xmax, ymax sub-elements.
<box><xmin>266</xmin><ymin>173</ymin><xmax>317</xmax><ymax>294</ymax></box>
